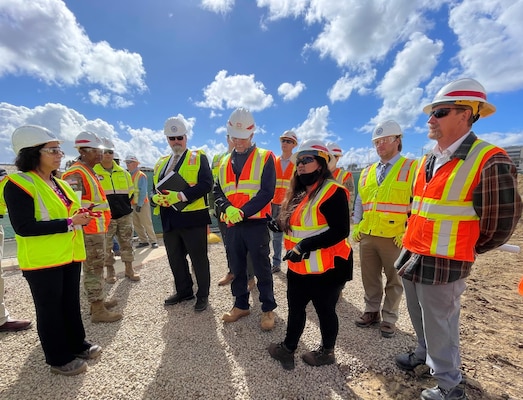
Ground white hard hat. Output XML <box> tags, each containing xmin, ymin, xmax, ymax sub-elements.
<box><xmin>326</xmin><ymin>142</ymin><xmax>343</xmax><ymax>157</ymax></box>
<box><xmin>125</xmin><ymin>154</ymin><xmax>139</xmax><ymax>163</ymax></box>
<box><xmin>101</xmin><ymin>137</ymin><xmax>115</xmax><ymax>150</ymax></box>
<box><xmin>12</xmin><ymin>125</ymin><xmax>61</xmax><ymax>155</ymax></box>
<box><xmin>372</xmin><ymin>120</ymin><xmax>403</xmax><ymax>141</ymax></box>
<box><xmin>291</xmin><ymin>139</ymin><xmax>330</xmax><ymax>164</ymax></box>
<box><xmin>280</xmin><ymin>130</ymin><xmax>298</xmax><ymax>143</ymax></box>
<box><xmin>113</xmin><ymin>152</ymin><xmax>120</xmax><ymax>160</ymax></box>
<box><xmin>423</xmin><ymin>78</ymin><xmax>495</xmax><ymax>119</ymax></box>
<box><xmin>75</xmin><ymin>131</ymin><xmax>104</xmax><ymax>149</ymax></box>
<box><xmin>226</xmin><ymin>108</ymin><xmax>255</xmax><ymax>139</ymax></box>
<box><xmin>164</xmin><ymin>117</ymin><xmax>188</xmax><ymax>136</ymax></box>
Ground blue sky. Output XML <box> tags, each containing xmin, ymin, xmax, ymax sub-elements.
<box><xmin>1</xmin><ymin>0</ymin><xmax>523</xmax><ymax>169</ymax></box>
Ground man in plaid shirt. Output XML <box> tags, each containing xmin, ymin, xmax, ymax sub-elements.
<box><xmin>394</xmin><ymin>78</ymin><xmax>522</xmax><ymax>400</ymax></box>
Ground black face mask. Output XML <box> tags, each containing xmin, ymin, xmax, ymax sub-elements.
<box><xmin>298</xmin><ymin>170</ymin><xmax>321</xmax><ymax>186</ymax></box>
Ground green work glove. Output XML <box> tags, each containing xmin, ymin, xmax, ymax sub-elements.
<box><xmin>161</xmin><ymin>190</ymin><xmax>181</xmax><ymax>206</ymax></box>
<box><xmin>393</xmin><ymin>233</ymin><xmax>403</xmax><ymax>248</ymax></box>
<box><xmin>225</xmin><ymin>206</ymin><xmax>244</xmax><ymax>224</ymax></box>
<box><xmin>352</xmin><ymin>223</ymin><xmax>362</xmax><ymax>242</ymax></box>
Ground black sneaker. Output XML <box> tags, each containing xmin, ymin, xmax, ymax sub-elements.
<box><xmin>164</xmin><ymin>293</ymin><xmax>195</xmax><ymax>306</ymax></box>
<box><xmin>151</xmin><ymin>243</ymin><xmax>159</xmax><ymax>249</ymax></box>
<box><xmin>421</xmin><ymin>385</ymin><xmax>466</xmax><ymax>400</ymax></box>
<box><xmin>74</xmin><ymin>344</ymin><xmax>102</xmax><ymax>360</ymax></box>
<box><xmin>395</xmin><ymin>352</ymin><xmax>426</xmax><ymax>371</ymax></box>
<box><xmin>136</xmin><ymin>242</ymin><xmax>149</xmax><ymax>249</ymax></box>
<box><xmin>271</xmin><ymin>265</ymin><xmax>281</xmax><ymax>273</ymax></box>
<box><xmin>268</xmin><ymin>342</ymin><xmax>295</xmax><ymax>370</ymax></box>
<box><xmin>302</xmin><ymin>345</ymin><xmax>335</xmax><ymax>366</ymax></box>
<box><xmin>194</xmin><ymin>297</ymin><xmax>208</xmax><ymax>312</ymax></box>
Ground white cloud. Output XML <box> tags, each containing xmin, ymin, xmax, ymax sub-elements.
<box><xmin>0</xmin><ymin>0</ymin><xmax>146</xmax><ymax>106</ymax></box>
<box><xmin>294</xmin><ymin>105</ymin><xmax>331</xmax><ymax>142</ymax></box>
<box><xmin>278</xmin><ymin>81</ymin><xmax>306</xmax><ymax>101</ymax></box>
<box><xmin>328</xmin><ymin>70</ymin><xmax>376</xmax><ymax>103</ymax></box>
<box><xmin>256</xmin><ymin>0</ymin><xmax>309</xmax><ymax>20</ymax></box>
<box><xmin>449</xmin><ymin>0</ymin><xmax>523</xmax><ymax>92</ymax></box>
<box><xmin>195</xmin><ymin>70</ymin><xmax>274</xmax><ymax>111</ymax></box>
<box><xmin>200</xmin><ymin>0</ymin><xmax>235</xmax><ymax>14</ymax></box>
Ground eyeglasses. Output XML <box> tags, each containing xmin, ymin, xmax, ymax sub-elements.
<box><xmin>168</xmin><ymin>135</ymin><xmax>185</xmax><ymax>141</ymax></box>
<box><xmin>40</xmin><ymin>147</ymin><xmax>65</xmax><ymax>157</ymax></box>
<box><xmin>373</xmin><ymin>136</ymin><xmax>397</xmax><ymax>146</ymax></box>
<box><xmin>82</xmin><ymin>148</ymin><xmax>103</xmax><ymax>154</ymax></box>
<box><xmin>429</xmin><ymin>108</ymin><xmax>466</xmax><ymax>119</ymax></box>
<box><xmin>281</xmin><ymin>139</ymin><xmax>295</xmax><ymax>144</ymax></box>
<box><xmin>104</xmin><ymin>150</ymin><xmax>114</xmax><ymax>154</ymax></box>
<box><xmin>296</xmin><ymin>156</ymin><xmax>316</xmax><ymax>166</ymax></box>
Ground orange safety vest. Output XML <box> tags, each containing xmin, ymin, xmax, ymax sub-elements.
<box><xmin>284</xmin><ymin>180</ymin><xmax>351</xmax><ymax>274</ymax></box>
<box><xmin>62</xmin><ymin>162</ymin><xmax>111</xmax><ymax>234</ymax></box>
<box><xmin>131</xmin><ymin>169</ymin><xmax>149</xmax><ymax>205</ymax></box>
<box><xmin>403</xmin><ymin>139</ymin><xmax>504</xmax><ymax>262</ymax></box>
<box><xmin>332</xmin><ymin>168</ymin><xmax>352</xmax><ymax>185</ymax></box>
<box><xmin>218</xmin><ymin>148</ymin><xmax>273</xmax><ymax>219</ymax></box>
<box><xmin>273</xmin><ymin>156</ymin><xmax>294</xmax><ymax>205</ymax></box>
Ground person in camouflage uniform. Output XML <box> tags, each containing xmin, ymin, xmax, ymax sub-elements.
<box><xmin>62</xmin><ymin>131</ymin><xmax>122</xmax><ymax>323</ymax></box>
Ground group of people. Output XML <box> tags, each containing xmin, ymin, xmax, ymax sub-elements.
<box><xmin>1</xmin><ymin>78</ymin><xmax>521</xmax><ymax>400</ymax></box>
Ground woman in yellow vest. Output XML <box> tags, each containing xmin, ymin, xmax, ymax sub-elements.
<box><xmin>267</xmin><ymin>139</ymin><xmax>353</xmax><ymax>370</ymax></box>
<box><xmin>5</xmin><ymin>126</ymin><xmax>102</xmax><ymax>376</ymax></box>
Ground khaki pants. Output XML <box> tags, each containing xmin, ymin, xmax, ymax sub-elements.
<box><xmin>359</xmin><ymin>233</ymin><xmax>403</xmax><ymax>324</ymax></box>
<box><xmin>132</xmin><ymin>204</ymin><xmax>157</xmax><ymax>244</ymax></box>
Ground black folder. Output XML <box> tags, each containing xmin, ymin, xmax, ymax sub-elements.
<box><xmin>156</xmin><ymin>171</ymin><xmax>190</xmax><ymax>211</ymax></box>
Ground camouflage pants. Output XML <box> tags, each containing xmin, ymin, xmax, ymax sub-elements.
<box><xmin>83</xmin><ymin>233</ymin><xmax>106</xmax><ymax>303</ymax></box>
<box><xmin>105</xmin><ymin>213</ymin><xmax>135</xmax><ymax>266</ymax></box>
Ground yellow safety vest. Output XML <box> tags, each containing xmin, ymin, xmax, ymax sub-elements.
<box><xmin>130</xmin><ymin>169</ymin><xmax>149</xmax><ymax>205</ymax></box>
<box><xmin>8</xmin><ymin>171</ymin><xmax>86</xmax><ymax>270</ymax></box>
<box><xmin>93</xmin><ymin>161</ymin><xmax>134</xmax><ymax>197</ymax></box>
<box><xmin>212</xmin><ymin>152</ymin><xmax>227</xmax><ymax>180</ymax></box>
<box><xmin>358</xmin><ymin>157</ymin><xmax>417</xmax><ymax>237</ymax></box>
<box><xmin>0</xmin><ymin>175</ymin><xmax>7</xmax><ymax>216</ymax></box>
<box><xmin>153</xmin><ymin>150</ymin><xmax>208</xmax><ymax>214</ymax></box>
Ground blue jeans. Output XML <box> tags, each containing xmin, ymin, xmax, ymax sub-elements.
<box><xmin>225</xmin><ymin>222</ymin><xmax>277</xmax><ymax>312</ymax></box>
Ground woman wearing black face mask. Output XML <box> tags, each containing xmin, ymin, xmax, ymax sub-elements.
<box><xmin>267</xmin><ymin>139</ymin><xmax>353</xmax><ymax>370</ymax></box>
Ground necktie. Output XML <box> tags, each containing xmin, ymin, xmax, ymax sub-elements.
<box><xmin>425</xmin><ymin>154</ymin><xmax>436</xmax><ymax>182</ymax></box>
<box><xmin>164</xmin><ymin>154</ymin><xmax>180</xmax><ymax>177</ymax></box>
<box><xmin>377</xmin><ymin>162</ymin><xmax>388</xmax><ymax>185</ymax></box>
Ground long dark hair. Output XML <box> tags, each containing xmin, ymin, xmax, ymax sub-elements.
<box><xmin>279</xmin><ymin>155</ymin><xmax>333</xmax><ymax>232</ymax></box>
<box><xmin>15</xmin><ymin>144</ymin><xmax>57</xmax><ymax>175</ymax></box>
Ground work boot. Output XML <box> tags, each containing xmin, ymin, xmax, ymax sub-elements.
<box><xmin>124</xmin><ymin>262</ymin><xmax>140</xmax><ymax>281</ymax></box>
<box><xmin>421</xmin><ymin>385</ymin><xmax>466</xmax><ymax>400</ymax></box>
<box><xmin>222</xmin><ymin>307</ymin><xmax>250</xmax><ymax>323</ymax></box>
<box><xmin>354</xmin><ymin>311</ymin><xmax>380</xmax><ymax>328</ymax></box>
<box><xmin>218</xmin><ymin>272</ymin><xmax>234</xmax><ymax>286</ymax></box>
<box><xmin>261</xmin><ymin>311</ymin><xmax>275</xmax><ymax>331</ymax></box>
<box><xmin>395</xmin><ymin>352</ymin><xmax>426</xmax><ymax>371</ymax></box>
<box><xmin>105</xmin><ymin>266</ymin><xmax>117</xmax><ymax>284</ymax></box>
<box><xmin>268</xmin><ymin>342</ymin><xmax>295</xmax><ymax>370</ymax></box>
<box><xmin>302</xmin><ymin>345</ymin><xmax>335</xmax><ymax>367</ymax></box>
<box><xmin>90</xmin><ymin>300</ymin><xmax>122</xmax><ymax>323</ymax></box>
<box><xmin>104</xmin><ymin>298</ymin><xmax>118</xmax><ymax>309</ymax></box>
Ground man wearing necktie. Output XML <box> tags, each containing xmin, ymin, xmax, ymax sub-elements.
<box><xmin>352</xmin><ymin>120</ymin><xmax>417</xmax><ymax>338</ymax></box>
<box><xmin>151</xmin><ymin>117</ymin><xmax>213</xmax><ymax>312</ymax></box>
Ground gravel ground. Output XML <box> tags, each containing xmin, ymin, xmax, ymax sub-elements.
<box><xmin>0</xmin><ymin>240</ymin><xmax>421</xmax><ymax>400</ymax></box>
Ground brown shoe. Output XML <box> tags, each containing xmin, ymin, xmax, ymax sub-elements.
<box><xmin>354</xmin><ymin>311</ymin><xmax>380</xmax><ymax>328</ymax></box>
<box><xmin>222</xmin><ymin>307</ymin><xmax>250</xmax><ymax>323</ymax></box>
<box><xmin>218</xmin><ymin>272</ymin><xmax>234</xmax><ymax>286</ymax></box>
<box><xmin>261</xmin><ymin>311</ymin><xmax>275</xmax><ymax>331</ymax></box>
<box><xmin>0</xmin><ymin>318</ymin><xmax>32</xmax><ymax>332</ymax></box>
<box><xmin>380</xmin><ymin>321</ymin><xmax>396</xmax><ymax>338</ymax></box>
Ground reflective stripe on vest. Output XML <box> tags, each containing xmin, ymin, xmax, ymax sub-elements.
<box><xmin>152</xmin><ymin>150</ymin><xmax>208</xmax><ymax>214</ymax></box>
<box><xmin>404</xmin><ymin>140</ymin><xmax>503</xmax><ymax>261</ymax></box>
<box><xmin>8</xmin><ymin>171</ymin><xmax>86</xmax><ymax>270</ymax></box>
<box><xmin>93</xmin><ymin>162</ymin><xmax>134</xmax><ymax>197</ymax></box>
<box><xmin>284</xmin><ymin>180</ymin><xmax>351</xmax><ymax>274</ymax></box>
<box><xmin>62</xmin><ymin>163</ymin><xmax>111</xmax><ymax>234</ymax></box>
<box><xmin>218</xmin><ymin>148</ymin><xmax>272</xmax><ymax>219</ymax></box>
<box><xmin>273</xmin><ymin>156</ymin><xmax>295</xmax><ymax>205</ymax></box>
<box><xmin>131</xmin><ymin>170</ymin><xmax>149</xmax><ymax>205</ymax></box>
<box><xmin>333</xmin><ymin>168</ymin><xmax>352</xmax><ymax>185</ymax></box>
<box><xmin>358</xmin><ymin>157</ymin><xmax>417</xmax><ymax>237</ymax></box>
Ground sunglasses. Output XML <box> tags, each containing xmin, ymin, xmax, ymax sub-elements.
<box><xmin>104</xmin><ymin>150</ymin><xmax>114</xmax><ymax>154</ymax></box>
<box><xmin>296</xmin><ymin>156</ymin><xmax>316</xmax><ymax>166</ymax></box>
<box><xmin>168</xmin><ymin>135</ymin><xmax>185</xmax><ymax>141</ymax></box>
<box><xmin>281</xmin><ymin>139</ymin><xmax>295</xmax><ymax>144</ymax></box>
<box><xmin>40</xmin><ymin>147</ymin><xmax>65</xmax><ymax>157</ymax></box>
<box><xmin>82</xmin><ymin>148</ymin><xmax>103</xmax><ymax>154</ymax></box>
<box><xmin>429</xmin><ymin>108</ymin><xmax>466</xmax><ymax>119</ymax></box>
